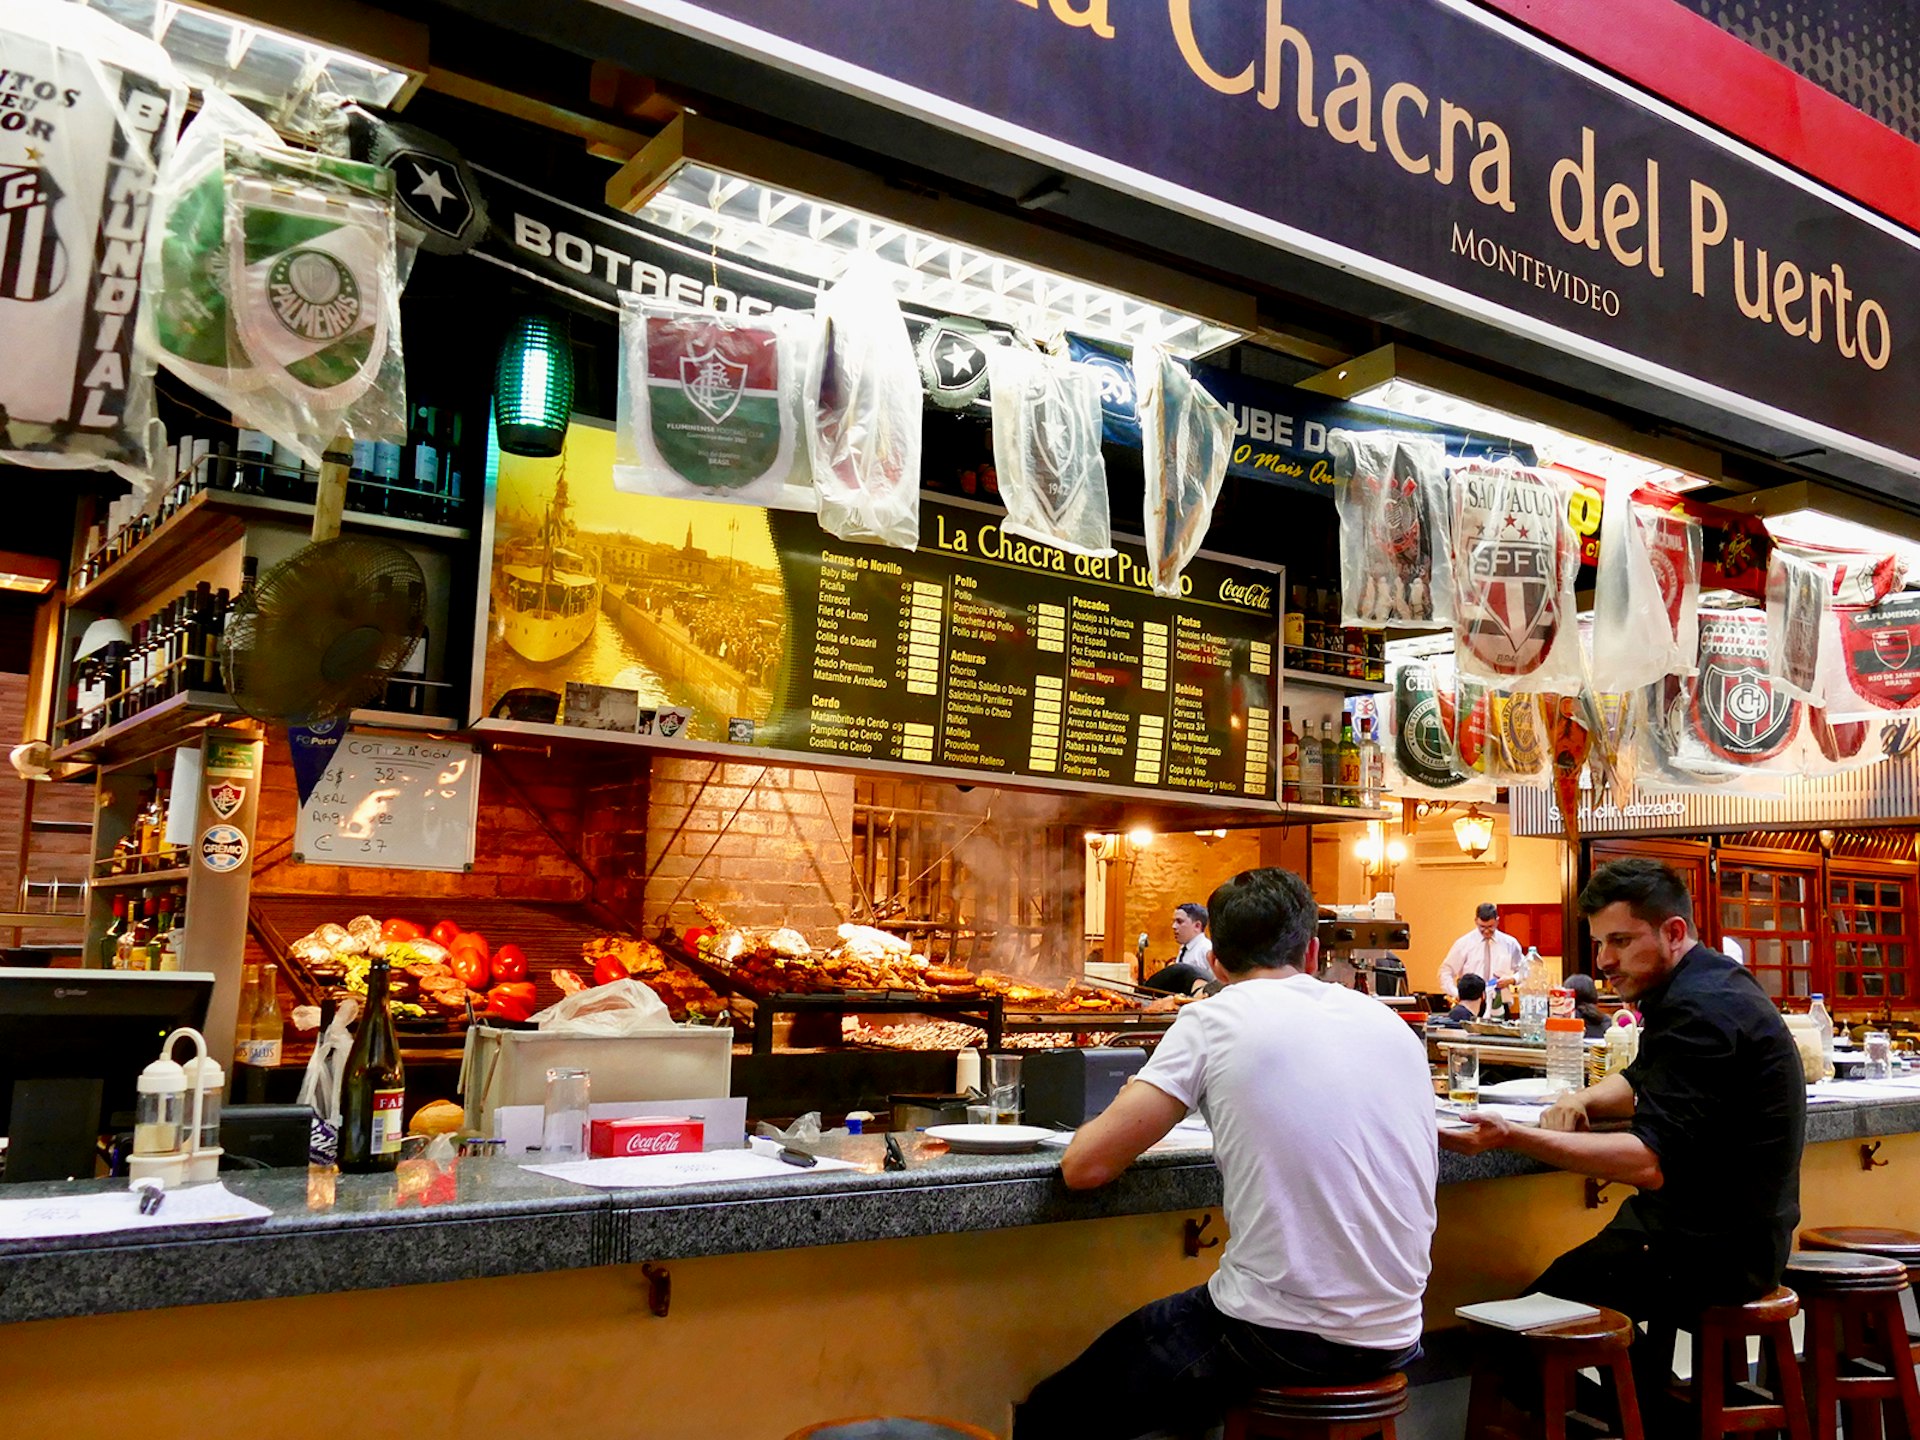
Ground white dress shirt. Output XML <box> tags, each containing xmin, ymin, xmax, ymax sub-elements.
<box><xmin>1176</xmin><ymin>935</ymin><xmax>1214</xmax><ymax>968</ymax></box>
<box><xmin>1437</xmin><ymin>927</ymin><xmax>1524</xmax><ymax>998</ymax></box>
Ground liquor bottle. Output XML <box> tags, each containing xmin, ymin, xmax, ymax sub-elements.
<box><xmin>339</xmin><ymin>957</ymin><xmax>406</xmax><ymax>1173</ymax></box>
<box><xmin>348</xmin><ymin>438</ymin><xmax>376</xmax><ymax>514</ymax></box>
<box><xmin>207</xmin><ymin>435</ymin><xmax>235</xmax><ymax>492</ymax></box>
<box><xmin>1299</xmin><ymin>716</ymin><xmax>1324</xmax><ymax>805</ymax></box>
<box><xmin>1361</xmin><ymin>717</ymin><xmax>1384</xmax><ymax>806</ymax></box>
<box><xmin>102</xmin><ymin>640</ymin><xmax>128</xmax><ymax>728</ymax></box>
<box><xmin>1303</xmin><ymin>588</ymin><xmax>1327</xmax><ymax>673</ymax></box>
<box><xmin>125</xmin><ymin>621</ymin><xmax>147</xmax><ymax>717</ymax></box>
<box><xmin>97</xmin><ymin>895</ymin><xmax>126</xmax><ymax>970</ymax></box>
<box><xmin>1319</xmin><ymin>719</ymin><xmax>1337</xmax><ymax>802</ymax></box>
<box><xmin>233</xmin><ymin>965</ymin><xmax>261</xmax><ymax>1067</ymax></box>
<box><xmin>1344</xmin><ymin>625</ymin><xmax>1366</xmax><ymax>680</ymax></box>
<box><xmin>407</xmin><ymin>404</ymin><xmax>442</xmax><ymax>524</ymax></box>
<box><xmin>152</xmin><ymin>892</ymin><xmax>177</xmax><ymax>971</ymax></box>
<box><xmin>440</xmin><ymin>409</ymin><xmax>465</xmax><ymax>524</ymax></box>
<box><xmin>1283</xmin><ymin>585</ymin><xmax>1306</xmax><ymax>661</ymax></box>
<box><xmin>1337</xmin><ymin>715</ymin><xmax>1362</xmax><ymax>807</ymax></box>
<box><xmin>118</xmin><ymin>893</ymin><xmax>155</xmax><ymax>972</ymax></box>
<box><xmin>373</xmin><ymin>438</ymin><xmax>403</xmax><ymax>517</ymax></box>
<box><xmin>250</xmin><ymin>964</ymin><xmax>284</xmax><ymax>1067</ymax></box>
<box><xmin>235</xmin><ymin>429</ymin><xmax>273</xmax><ymax>495</ymax></box>
<box><xmin>1365</xmin><ymin>631</ymin><xmax>1386</xmax><ymax>683</ymax></box>
<box><xmin>1280</xmin><ymin>707</ymin><xmax>1301</xmax><ymax>804</ymax></box>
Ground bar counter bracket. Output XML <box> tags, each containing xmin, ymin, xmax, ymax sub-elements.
<box><xmin>1862</xmin><ymin>1140</ymin><xmax>1888</xmax><ymax>1171</ymax></box>
<box><xmin>1182</xmin><ymin>1211</ymin><xmax>1219</xmax><ymax>1258</ymax></box>
<box><xmin>642</xmin><ymin>1262</ymin><xmax>672</xmax><ymax>1317</ymax></box>
<box><xmin>1584</xmin><ymin>1178</ymin><xmax>1618</xmax><ymax>1210</ymax></box>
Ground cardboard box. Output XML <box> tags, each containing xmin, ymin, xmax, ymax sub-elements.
<box><xmin>461</xmin><ymin>1025</ymin><xmax>732</xmax><ymax>1138</ymax></box>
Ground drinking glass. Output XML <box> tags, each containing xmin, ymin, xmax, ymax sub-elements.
<box><xmin>986</xmin><ymin>1053</ymin><xmax>1023</xmax><ymax>1125</ymax></box>
<box><xmin>542</xmin><ymin>1066</ymin><xmax>591</xmax><ymax>1158</ymax></box>
<box><xmin>1864</xmin><ymin>1031</ymin><xmax>1893</xmax><ymax>1082</ymax></box>
<box><xmin>1447</xmin><ymin>1048</ymin><xmax>1480</xmax><ymax>1108</ymax></box>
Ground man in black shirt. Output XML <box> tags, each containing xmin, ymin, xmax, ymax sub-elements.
<box><xmin>1441</xmin><ymin>857</ymin><xmax>1805</xmax><ymax>1426</ymax></box>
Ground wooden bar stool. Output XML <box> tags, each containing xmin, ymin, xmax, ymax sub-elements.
<box><xmin>1224</xmin><ymin>1371</ymin><xmax>1409</xmax><ymax>1440</ymax></box>
<box><xmin>1677</xmin><ymin>1286</ymin><xmax>1811</xmax><ymax>1440</ymax></box>
<box><xmin>1784</xmin><ymin>1250</ymin><xmax>1920</xmax><ymax>1440</ymax></box>
<box><xmin>1464</xmin><ymin>1308</ymin><xmax>1644</xmax><ymax>1440</ymax></box>
<box><xmin>1801</xmin><ymin>1227</ymin><xmax>1920</xmax><ymax>1360</ymax></box>
<box><xmin>784</xmin><ymin>1419</ymin><xmax>998</xmax><ymax>1440</ymax></box>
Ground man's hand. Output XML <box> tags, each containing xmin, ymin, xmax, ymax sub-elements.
<box><xmin>1541</xmin><ymin>1092</ymin><xmax>1593</xmax><ymax>1132</ymax></box>
<box><xmin>1438</xmin><ymin>1114</ymin><xmax>1513</xmax><ymax>1155</ymax></box>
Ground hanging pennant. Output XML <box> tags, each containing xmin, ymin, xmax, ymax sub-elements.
<box><xmin>1764</xmin><ymin>547</ymin><xmax>1829</xmax><ymax>703</ymax></box>
<box><xmin>345</xmin><ymin>105</ymin><xmax>488</xmax><ymax>256</ymax></box>
<box><xmin>1449</xmin><ymin>458</ymin><xmax>1583</xmax><ymax>692</ymax></box>
<box><xmin>985</xmin><ymin>346</ymin><xmax>1114</xmax><ymax>558</ymax></box>
<box><xmin>1329</xmin><ymin>431</ymin><xmax>1452</xmax><ymax>628</ymax></box>
<box><xmin>1826</xmin><ymin>592</ymin><xmax>1920</xmax><ymax>720</ymax></box>
<box><xmin>288</xmin><ymin>719</ymin><xmax>348</xmax><ymax>807</ymax></box>
<box><xmin>0</xmin><ymin>1</ymin><xmax>185</xmax><ymax>483</ymax></box>
<box><xmin>1685</xmin><ymin>610</ymin><xmax>1802</xmax><ymax>767</ymax></box>
<box><xmin>1591</xmin><ymin>477</ymin><xmax>1701</xmax><ymax>693</ymax></box>
<box><xmin>1390</xmin><ymin>659</ymin><xmax>1493</xmax><ymax>799</ymax></box>
<box><xmin>805</xmin><ymin>263</ymin><xmax>922</xmax><ymax>549</ymax></box>
<box><xmin>1135</xmin><ymin>342</ymin><xmax>1230</xmax><ymax>598</ymax></box>
<box><xmin>1543</xmin><ymin>694</ymin><xmax>1594</xmax><ymax>844</ymax></box>
<box><xmin>615</xmin><ymin>298</ymin><xmax>815</xmax><ymax>510</ymax></box>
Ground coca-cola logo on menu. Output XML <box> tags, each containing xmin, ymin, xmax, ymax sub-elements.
<box><xmin>1218</xmin><ymin>579</ymin><xmax>1273</xmax><ymax>610</ymax></box>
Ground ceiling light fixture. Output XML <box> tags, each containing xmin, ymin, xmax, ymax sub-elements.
<box><xmin>607</xmin><ymin>114</ymin><xmax>1251</xmax><ymax>358</ymax></box>
<box><xmin>0</xmin><ymin>553</ymin><xmax>61</xmax><ymax>596</ymax></box>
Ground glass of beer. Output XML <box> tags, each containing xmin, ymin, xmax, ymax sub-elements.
<box><xmin>1447</xmin><ymin>1047</ymin><xmax>1480</xmax><ymax>1108</ymax></box>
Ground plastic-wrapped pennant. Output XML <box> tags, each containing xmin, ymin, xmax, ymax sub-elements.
<box><xmin>288</xmin><ymin>718</ymin><xmax>348</xmax><ymax>807</ymax></box>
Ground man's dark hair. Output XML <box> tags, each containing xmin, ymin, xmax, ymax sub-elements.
<box><xmin>1457</xmin><ymin>973</ymin><xmax>1487</xmax><ymax>1001</ymax></box>
<box><xmin>1206</xmin><ymin>868</ymin><xmax>1316</xmax><ymax>975</ymax></box>
<box><xmin>1578</xmin><ymin>856</ymin><xmax>1695</xmax><ymax>929</ymax></box>
<box><xmin>1475</xmin><ymin>902</ymin><xmax>1499</xmax><ymax>922</ymax></box>
<box><xmin>1175</xmin><ymin>902</ymin><xmax>1208</xmax><ymax>928</ymax></box>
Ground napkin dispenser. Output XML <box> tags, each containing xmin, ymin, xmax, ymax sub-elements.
<box><xmin>1021</xmin><ymin>1047</ymin><xmax>1149</xmax><ymax>1128</ymax></box>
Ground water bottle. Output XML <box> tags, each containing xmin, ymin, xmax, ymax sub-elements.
<box><xmin>1809</xmin><ymin>994</ymin><xmax>1835</xmax><ymax>1081</ymax></box>
<box><xmin>1519</xmin><ymin>949</ymin><xmax>1550</xmax><ymax>1043</ymax></box>
<box><xmin>1545</xmin><ymin>1016</ymin><xmax>1586</xmax><ymax>1096</ymax></box>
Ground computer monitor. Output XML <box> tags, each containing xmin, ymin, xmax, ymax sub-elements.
<box><xmin>0</xmin><ymin>968</ymin><xmax>215</xmax><ymax>1183</ymax></box>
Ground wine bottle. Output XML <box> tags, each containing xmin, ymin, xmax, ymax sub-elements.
<box><xmin>339</xmin><ymin>958</ymin><xmax>406</xmax><ymax>1173</ymax></box>
<box><xmin>407</xmin><ymin>404</ymin><xmax>441</xmax><ymax>523</ymax></box>
<box><xmin>98</xmin><ymin>896</ymin><xmax>126</xmax><ymax>971</ymax></box>
<box><xmin>235</xmin><ymin>429</ymin><xmax>273</xmax><ymax>495</ymax></box>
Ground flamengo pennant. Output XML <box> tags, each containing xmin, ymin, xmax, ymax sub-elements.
<box><xmin>288</xmin><ymin>719</ymin><xmax>347</xmax><ymax>806</ymax></box>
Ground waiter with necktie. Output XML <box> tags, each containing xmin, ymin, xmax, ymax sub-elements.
<box><xmin>1437</xmin><ymin>902</ymin><xmax>1524</xmax><ymax>1002</ymax></box>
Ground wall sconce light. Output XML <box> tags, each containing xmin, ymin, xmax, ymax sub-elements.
<box><xmin>1355</xmin><ymin>821</ymin><xmax>1407</xmax><ymax>879</ymax></box>
<box><xmin>1193</xmin><ymin>829</ymin><xmax>1228</xmax><ymax>845</ymax></box>
<box><xmin>1453</xmin><ymin>805</ymin><xmax>1496</xmax><ymax>857</ymax></box>
<box><xmin>1126</xmin><ymin>826</ymin><xmax>1156</xmax><ymax>852</ymax></box>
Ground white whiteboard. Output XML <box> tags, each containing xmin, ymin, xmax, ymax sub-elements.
<box><xmin>293</xmin><ymin>735</ymin><xmax>481</xmax><ymax>871</ymax></box>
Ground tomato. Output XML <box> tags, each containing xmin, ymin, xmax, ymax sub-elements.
<box><xmin>451</xmin><ymin>930</ymin><xmax>491</xmax><ymax>961</ymax></box>
<box><xmin>449</xmin><ymin>950</ymin><xmax>489</xmax><ymax>990</ymax></box>
<box><xmin>381</xmin><ymin>918</ymin><xmax>425</xmax><ymax>943</ymax></box>
<box><xmin>484</xmin><ymin>991</ymin><xmax>534</xmax><ymax>1022</ymax></box>
<box><xmin>490</xmin><ymin>947</ymin><xmax>527</xmax><ymax>983</ymax></box>
<box><xmin>490</xmin><ymin>981</ymin><xmax>536</xmax><ymax>1004</ymax></box>
<box><xmin>430</xmin><ymin>920</ymin><xmax>463</xmax><ymax>948</ymax></box>
<box><xmin>593</xmin><ymin>954</ymin><xmax>632</xmax><ymax>987</ymax></box>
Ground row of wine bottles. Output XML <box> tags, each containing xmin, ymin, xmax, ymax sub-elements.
<box><xmin>63</xmin><ymin>565</ymin><xmax>256</xmax><ymax>740</ymax></box>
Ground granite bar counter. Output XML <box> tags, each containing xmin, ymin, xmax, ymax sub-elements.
<box><xmin>5</xmin><ymin>1090</ymin><xmax>1919</xmax><ymax>1328</ymax></box>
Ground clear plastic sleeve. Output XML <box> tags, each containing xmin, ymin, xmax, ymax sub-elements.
<box><xmin>1591</xmin><ymin>474</ymin><xmax>1698</xmax><ymax>692</ymax></box>
<box><xmin>0</xmin><ymin>1</ymin><xmax>185</xmax><ymax>485</ymax></box>
<box><xmin>1764</xmin><ymin>546</ymin><xmax>1828</xmax><ymax>703</ymax></box>
<box><xmin>805</xmin><ymin>263</ymin><xmax>922</xmax><ymax>549</ymax></box>
<box><xmin>1134</xmin><ymin>342</ymin><xmax>1230</xmax><ymax>598</ymax></box>
<box><xmin>615</xmin><ymin>296</ymin><xmax>817</xmax><ymax>511</ymax></box>
<box><xmin>1328</xmin><ymin>431</ymin><xmax>1452</xmax><ymax>627</ymax></box>
<box><xmin>1818</xmin><ymin>591</ymin><xmax>1920</xmax><ymax>722</ymax></box>
<box><xmin>1449</xmin><ymin>458</ymin><xmax>1583</xmax><ymax>692</ymax></box>
<box><xmin>1667</xmin><ymin>609</ymin><xmax>1804</xmax><ymax>781</ymax></box>
<box><xmin>1388</xmin><ymin>657</ymin><xmax>1494</xmax><ymax>800</ymax></box>
<box><xmin>984</xmin><ymin>346</ymin><xmax>1114</xmax><ymax>558</ymax></box>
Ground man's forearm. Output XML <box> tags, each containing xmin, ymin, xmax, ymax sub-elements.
<box><xmin>1505</xmin><ymin>1126</ymin><xmax>1662</xmax><ymax>1189</ymax></box>
<box><xmin>1576</xmin><ymin>1072</ymin><xmax>1637</xmax><ymax>1121</ymax></box>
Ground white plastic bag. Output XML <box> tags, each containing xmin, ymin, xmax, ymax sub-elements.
<box><xmin>1449</xmin><ymin>458</ymin><xmax>1584</xmax><ymax>693</ymax></box>
<box><xmin>530</xmin><ymin>977</ymin><xmax>678</xmax><ymax>1034</ymax></box>
<box><xmin>615</xmin><ymin>296</ymin><xmax>817</xmax><ymax>510</ymax></box>
<box><xmin>296</xmin><ymin>995</ymin><xmax>361</xmax><ymax>1163</ymax></box>
<box><xmin>0</xmin><ymin>1</ymin><xmax>185</xmax><ymax>484</ymax></box>
<box><xmin>985</xmin><ymin>345</ymin><xmax>1114</xmax><ymax>558</ymax></box>
<box><xmin>1135</xmin><ymin>342</ymin><xmax>1229</xmax><ymax>597</ymax></box>
<box><xmin>1591</xmin><ymin>476</ymin><xmax>1697</xmax><ymax>691</ymax></box>
<box><xmin>805</xmin><ymin>263</ymin><xmax>922</xmax><ymax>548</ymax></box>
<box><xmin>1328</xmin><ymin>431</ymin><xmax>1452</xmax><ymax>627</ymax></box>
<box><xmin>1764</xmin><ymin>546</ymin><xmax>1828</xmax><ymax>703</ymax></box>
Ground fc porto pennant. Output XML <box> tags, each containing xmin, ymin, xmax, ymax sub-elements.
<box><xmin>289</xmin><ymin>719</ymin><xmax>347</xmax><ymax>807</ymax></box>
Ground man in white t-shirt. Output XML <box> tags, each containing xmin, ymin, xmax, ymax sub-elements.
<box><xmin>1437</xmin><ymin>902</ymin><xmax>1524</xmax><ymax>1002</ymax></box>
<box><xmin>1013</xmin><ymin>868</ymin><xmax>1439</xmax><ymax>1439</ymax></box>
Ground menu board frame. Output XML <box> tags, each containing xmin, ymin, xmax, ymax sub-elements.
<box><xmin>467</xmin><ymin>418</ymin><xmax>1287</xmax><ymax>813</ymax></box>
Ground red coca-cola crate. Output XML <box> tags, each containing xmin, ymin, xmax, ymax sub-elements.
<box><xmin>590</xmin><ymin>1116</ymin><xmax>705</xmax><ymax>1157</ymax></box>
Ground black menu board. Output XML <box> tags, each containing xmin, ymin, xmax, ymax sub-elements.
<box><xmin>766</xmin><ymin>501</ymin><xmax>1278</xmax><ymax>801</ymax></box>
<box><xmin>482</xmin><ymin>428</ymin><xmax>1277</xmax><ymax>807</ymax></box>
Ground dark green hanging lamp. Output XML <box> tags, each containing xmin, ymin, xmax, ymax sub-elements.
<box><xmin>494</xmin><ymin>309</ymin><xmax>576</xmax><ymax>457</ymax></box>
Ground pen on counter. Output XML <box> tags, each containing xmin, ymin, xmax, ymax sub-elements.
<box><xmin>134</xmin><ymin>1181</ymin><xmax>166</xmax><ymax>1217</ymax></box>
<box><xmin>778</xmin><ymin>1145</ymin><xmax>818</xmax><ymax>1169</ymax></box>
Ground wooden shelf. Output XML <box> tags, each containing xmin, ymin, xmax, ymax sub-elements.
<box><xmin>349</xmin><ymin>708</ymin><xmax>460</xmax><ymax>732</ymax></box>
<box><xmin>1280</xmin><ymin>800</ymin><xmax>1396</xmax><ymax>823</ymax></box>
<box><xmin>51</xmin><ymin>690</ymin><xmax>244</xmax><ymax>770</ymax></box>
<box><xmin>68</xmin><ymin>489</ymin><xmax>473</xmax><ymax>614</ymax></box>
<box><xmin>89</xmin><ymin>867</ymin><xmax>191</xmax><ymax>890</ymax></box>
<box><xmin>1281</xmin><ymin>667</ymin><xmax>1391</xmax><ymax>695</ymax></box>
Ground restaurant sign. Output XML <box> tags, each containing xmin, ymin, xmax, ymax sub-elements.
<box><xmin>621</xmin><ymin>0</ymin><xmax>1920</xmax><ymax>474</ymax></box>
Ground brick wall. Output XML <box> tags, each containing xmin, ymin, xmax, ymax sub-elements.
<box><xmin>643</xmin><ymin>759</ymin><xmax>856</xmax><ymax>936</ymax></box>
<box><xmin>1120</xmin><ymin>829</ymin><xmax>1265</xmax><ymax>969</ymax></box>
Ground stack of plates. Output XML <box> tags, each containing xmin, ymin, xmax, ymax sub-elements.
<box><xmin>925</xmin><ymin>1123</ymin><xmax>1054</xmax><ymax>1154</ymax></box>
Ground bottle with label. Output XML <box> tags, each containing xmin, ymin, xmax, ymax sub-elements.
<box><xmin>1337</xmin><ymin>715</ymin><xmax>1362</xmax><ymax>806</ymax></box>
<box><xmin>152</xmin><ymin>892</ymin><xmax>178</xmax><ymax>971</ymax></box>
<box><xmin>347</xmin><ymin>438</ymin><xmax>377</xmax><ymax>514</ymax></box>
<box><xmin>250</xmin><ymin>963</ymin><xmax>285</xmax><ymax>1067</ymax></box>
<box><xmin>233</xmin><ymin>965</ymin><xmax>260</xmax><ymax>1067</ymax></box>
<box><xmin>340</xmin><ymin>957</ymin><xmax>406</xmax><ymax>1173</ymax></box>
<box><xmin>1361</xmin><ymin>717</ymin><xmax>1384</xmax><ymax>806</ymax></box>
<box><xmin>1318</xmin><ymin>718</ymin><xmax>1337</xmax><ymax>800</ymax></box>
<box><xmin>1365</xmin><ymin>631</ymin><xmax>1386</xmax><ymax>683</ymax></box>
<box><xmin>1280</xmin><ymin>707</ymin><xmax>1301</xmax><ymax>804</ymax></box>
<box><xmin>1302</xmin><ymin>589</ymin><xmax>1327</xmax><ymax>672</ymax></box>
<box><xmin>1809</xmin><ymin>994</ymin><xmax>1835</xmax><ymax>1081</ymax></box>
<box><xmin>97</xmin><ymin>896</ymin><xmax>126</xmax><ymax>970</ymax></box>
<box><xmin>1299</xmin><ymin>716</ymin><xmax>1324</xmax><ymax>805</ymax></box>
<box><xmin>372</xmin><ymin>439</ymin><xmax>403</xmax><ymax>517</ymax></box>
<box><xmin>1344</xmin><ymin>626</ymin><xmax>1366</xmax><ymax>680</ymax></box>
<box><xmin>1519</xmin><ymin>950</ymin><xmax>1551</xmax><ymax>1042</ymax></box>
<box><xmin>406</xmin><ymin>405</ymin><xmax>441</xmax><ymax>523</ymax></box>
<box><xmin>235</xmin><ymin>429</ymin><xmax>273</xmax><ymax>495</ymax></box>
<box><xmin>117</xmin><ymin>893</ymin><xmax>155</xmax><ymax>972</ymax></box>
<box><xmin>1283</xmin><ymin>586</ymin><xmax>1306</xmax><ymax>659</ymax></box>
<box><xmin>440</xmin><ymin>409</ymin><xmax>465</xmax><ymax>524</ymax></box>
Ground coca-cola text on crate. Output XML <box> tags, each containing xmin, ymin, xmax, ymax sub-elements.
<box><xmin>590</xmin><ymin>1116</ymin><xmax>705</xmax><ymax>1158</ymax></box>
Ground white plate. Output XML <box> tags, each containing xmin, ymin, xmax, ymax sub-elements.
<box><xmin>925</xmin><ymin>1123</ymin><xmax>1055</xmax><ymax>1154</ymax></box>
<box><xmin>1480</xmin><ymin>1078</ymin><xmax>1558</xmax><ymax>1103</ymax></box>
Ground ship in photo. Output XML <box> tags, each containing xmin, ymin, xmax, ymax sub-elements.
<box><xmin>497</xmin><ymin>457</ymin><xmax>601</xmax><ymax>664</ymax></box>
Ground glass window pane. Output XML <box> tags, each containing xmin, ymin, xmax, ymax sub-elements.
<box><xmin>1840</xmin><ymin>972</ymin><xmax>1860</xmax><ymax>996</ymax></box>
<box><xmin>1790</xmin><ymin>970</ymin><xmax>1811</xmax><ymax>998</ymax></box>
<box><xmin>1834</xmin><ymin>911</ymin><xmax>1854</xmax><ymax>934</ymax></box>
<box><xmin>1778</xmin><ymin>875</ymin><xmax>1805</xmax><ymax>901</ymax></box>
<box><xmin>1755</xmin><ymin>939</ymin><xmax>1784</xmax><ymax>967</ymax></box>
<box><xmin>1882</xmin><ymin>884</ymin><xmax>1902</xmax><ymax>908</ymax></box>
<box><xmin>1721</xmin><ymin>902</ymin><xmax>1747</xmax><ymax>931</ymax></box>
<box><xmin>1760</xmin><ymin>969</ymin><xmax>1784</xmax><ymax>998</ymax></box>
<box><xmin>1864</xmin><ymin>973</ymin><xmax>1886</xmax><ymax>998</ymax></box>
<box><xmin>1832</xmin><ymin>881</ymin><xmax>1848</xmax><ymax>904</ymax></box>
<box><xmin>1895</xmin><ymin>974</ymin><xmax>1909</xmax><ymax>998</ymax></box>
<box><xmin>1788</xmin><ymin>940</ymin><xmax>1812</xmax><ymax>966</ymax></box>
<box><xmin>1779</xmin><ymin>906</ymin><xmax>1807</xmax><ymax>931</ymax></box>
<box><xmin>1886</xmin><ymin>911</ymin><xmax>1903</xmax><ymax>935</ymax></box>
<box><xmin>1864</xmin><ymin>943</ymin><xmax>1883</xmax><ymax>966</ymax></box>
<box><xmin>1857</xmin><ymin>881</ymin><xmax>1878</xmax><ymax>905</ymax></box>
<box><xmin>1751</xmin><ymin>873</ymin><xmax>1776</xmax><ymax>899</ymax></box>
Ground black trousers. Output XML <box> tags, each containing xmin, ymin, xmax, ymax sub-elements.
<box><xmin>1011</xmin><ymin>1283</ymin><xmax>1418</xmax><ymax>1440</ymax></box>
